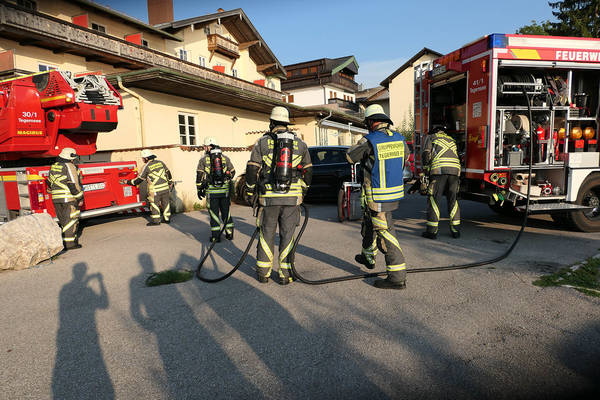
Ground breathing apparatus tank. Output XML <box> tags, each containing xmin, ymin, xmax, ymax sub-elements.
<box><xmin>273</xmin><ymin>132</ymin><xmax>295</xmax><ymax>193</ymax></box>
<box><xmin>210</xmin><ymin>147</ymin><xmax>225</xmax><ymax>186</ymax></box>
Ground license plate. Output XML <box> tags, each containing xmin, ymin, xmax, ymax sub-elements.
<box><xmin>123</xmin><ymin>186</ymin><xmax>132</xmax><ymax>197</ymax></box>
<box><xmin>83</xmin><ymin>182</ymin><xmax>106</xmax><ymax>192</ymax></box>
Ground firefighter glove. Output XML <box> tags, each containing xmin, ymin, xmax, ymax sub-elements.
<box><xmin>197</xmin><ymin>189</ymin><xmax>205</xmax><ymax>200</ymax></box>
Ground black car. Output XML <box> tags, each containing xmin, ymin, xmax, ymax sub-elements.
<box><xmin>305</xmin><ymin>146</ymin><xmax>352</xmax><ymax>201</ymax></box>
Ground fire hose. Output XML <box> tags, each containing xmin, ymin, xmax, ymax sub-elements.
<box><xmin>197</xmin><ymin>91</ymin><xmax>534</xmax><ymax>284</ymax></box>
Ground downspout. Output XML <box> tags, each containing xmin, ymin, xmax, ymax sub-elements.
<box><xmin>117</xmin><ymin>76</ymin><xmax>145</xmax><ymax>147</ymax></box>
<box><xmin>316</xmin><ymin>110</ymin><xmax>332</xmax><ymax>145</ymax></box>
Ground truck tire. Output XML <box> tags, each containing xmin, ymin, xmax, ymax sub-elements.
<box><xmin>337</xmin><ymin>188</ymin><xmax>346</xmax><ymax>222</ymax></box>
<box><xmin>567</xmin><ymin>174</ymin><xmax>600</xmax><ymax>232</ymax></box>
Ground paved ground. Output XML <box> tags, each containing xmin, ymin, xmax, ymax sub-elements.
<box><xmin>1</xmin><ymin>195</ymin><xmax>599</xmax><ymax>399</ymax></box>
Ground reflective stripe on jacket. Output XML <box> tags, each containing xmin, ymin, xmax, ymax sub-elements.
<box><xmin>423</xmin><ymin>132</ymin><xmax>460</xmax><ymax>176</ymax></box>
<box><xmin>48</xmin><ymin>161</ymin><xmax>83</xmax><ymax>203</ymax></box>
<box><xmin>134</xmin><ymin>159</ymin><xmax>172</xmax><ymax>194</ymax></box>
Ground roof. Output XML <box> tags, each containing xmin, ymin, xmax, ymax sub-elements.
<box><xmin>71</xmin><ymin>0</ymin><xmax>182</xmax><ymax>42</ymax></box>
<box><xmin>380</xmin><ymin>47</ymin><xmax>442</xmax><ymax>88</ymax></box>
<box><xmin>356</xmin><ymin>85</ymin><xmax>384</xmax><ymax>100</ymax></box>
<box><xmin>156</xmin><ymin>8</ymin><xmax>285</xmax><ymax>77</ymax></box>
<box><xmin>285</xmin><ymin>55</ymin><xmax>359</xmax><ymax>76</ymax></box>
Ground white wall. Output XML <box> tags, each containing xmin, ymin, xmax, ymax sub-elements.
<box><xmin>287</xmin><ymin>85</ymin><xmax>356</xmax><ymax>106</ymax></box>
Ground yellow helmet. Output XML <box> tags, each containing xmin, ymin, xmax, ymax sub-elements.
<box><xmin>364</xmin><ymin>104</ymin><xmax>392</xmax><ymax>124</ymax></box>
<box><xmin>58</xmin><ymin>147</ymin><xmax>77</xmax><ymax>160</ymax></box>
<box><xmin>140</xmin><ymin>149</ymin><xmax>154</xmax><ymax>158</ymax></box>
<box><xmin>270</xmin><ymin>106</ymin><xmax>290</xmax><ymax>124</ymax></box>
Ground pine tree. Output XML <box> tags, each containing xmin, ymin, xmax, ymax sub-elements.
<box><xmin>548</xmin><ymin>0</ymin><xmax>600</xmax><ymax>37</ymax></box>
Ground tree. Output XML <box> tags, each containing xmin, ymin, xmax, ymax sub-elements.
<box><xmin>397</xmin><ymin>107</ymin><xmax>414</xmax><ymax>142</ymax></box>
<box><xmin>548</xmin><ymin>0</ymin><xmax>600</xmax><ymax>37</ymax></box>
<box><xmin>516</xmin><ymin>1</ymin><xmax>599</xmax><ymax>37</ymax></box>
<box><xmin>516</xmin><ymin>20</ymin><xmax>552</xmax><ymax>35</ymax></box>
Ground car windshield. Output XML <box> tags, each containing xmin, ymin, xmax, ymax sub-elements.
<box><xmin>310</xmin><ymin>149</ymin><xmax>347</xmax><ymax>165</ymax></box>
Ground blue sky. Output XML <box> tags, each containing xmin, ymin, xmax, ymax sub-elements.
<box><xmin>97</xmin><ymin>0</ymin><xmax>555</xmax><ymax>87</ymax></box>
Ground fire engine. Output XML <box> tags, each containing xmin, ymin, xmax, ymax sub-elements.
<box><xmin>414</xmin><ymin>33</ymin><xmax>600</xmax><ymax>231</ymax></box>
<box><xmin>0</xmin><ymin>70</ymin><xmax>143</xmax><ymax>223</ymax></box>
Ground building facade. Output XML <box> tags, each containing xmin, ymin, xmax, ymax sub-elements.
<box><xmin>380</xmin><ymin>48</ymin><xmax>441</xmax><ymax>135</ymax></box>
<box><xmin>0</xmin><ymin>0</ymin><xmax>363</xmax><ymax>210</ymax></box>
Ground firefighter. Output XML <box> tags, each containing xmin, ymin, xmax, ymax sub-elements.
<box><xmin>196</xmin><ymin>137</ymin><xmax>236</xmax><ymax>242</ymax></box>
<box><xmin>421</xmin><ymin>125</ymin><xmax>461</xmax><ymax>239</ymax></box>
<box><xmin>48</xmin><ymin>147</ymin><xmax>84</xmax><ymax>250</ymax></box>
<box><xmin>244</xmin><ymin>106</ymin><xmax>312</xmax><ymax>285</ymax></box>
<box><xmin>127</xmin><ymin>150</ymin><xmax>173</xmax><ymax>226</ymax></box>
<box><xmin>347</xmin><ymin>104</ymin><xmax>409</xmax><ymax>289</ymax></box>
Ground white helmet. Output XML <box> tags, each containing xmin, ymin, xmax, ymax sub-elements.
<box><xmin>59</xmin><ymin>147</ymin><xmax>77</xmax><ymax>160</ymax></box>
<box><xmin>270</xmin><ymin>106</ymin><xmax>290</xmax><ymax>124</ymax></box>
<box><xmin>364</xmin><ymin>104</ymin><xmax>392</xmax><ymax>124</ymax></box>
<box><xmin>204</xmin><ymin>136</ymin><xmax>218</xmax><ymax>146</ymax></box>
<box><xmin>140</xmin><ymin>149</ymin><xmax>154</xmax><ymax>158</ymax></box>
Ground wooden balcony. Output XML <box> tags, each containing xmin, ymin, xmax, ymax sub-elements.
<box><xmin>0</xmin><ymin>3</ymin><xmax>279</xmax><ymax>99</ymax></box>
<box><xmin>207</xmin><ymin>33</ymin><xmax>240</xmax><ymax>59</ymax></box>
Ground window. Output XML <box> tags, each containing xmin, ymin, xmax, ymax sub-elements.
<box><xmin>38</xmin><ymin>64</ymin><xmax>57</xmax><ymax>72</ymax></box>
<box><xmin>310</xmin><ymin>66</ymin><xmax>317</xmax><ymax>73</ymax></box>
<box><xmin>17</xmin><ymin>0</ymin><xmax>36</xmax><ymax>10</ymax></box>
<box><xmin>232</xmin><ymin>68</ymin><xmax>238</xmax><ymax>77</ymax></box>
<box><xmin>286</xmin><ymin>71</ymin><xmax>292</xmax><ymax>78</ymax></box>
<box><xmin>199</xmin><ymin>56</ymin><xmax>206</xmax><ymax>67</ymax></box>
<box><xmin>178</xmin><ymin>113</ymin><xmax>196</xmax><ymax>145</ymax></box>
<box><xmin>329</xmin><ymin>91</ymin><xmax>334</xmax><ymax>99</ymax></box>
<box><xmin>204</xmin><ymin>26</ymin><xmax>211</xmax><ymax>35</ymax></box>
<box><xmin>301</xmin><ymin>68</ymin><xmax>308</xmax><ymax>74</ymax></box>
<box><xmin>91</xmin><ymin>23</ymin><xmax>106</xmax><ymax>33</ymax></box>
<box><xmin>141</xmin><ymin>39</ymin><xmax>149</xmax><ymax>48</ymax></box>
<box><xmin>287</xmin><ymin>95</ymin><xmax>294</xmax><ymax>103</ymax></box>
<box><xmin>309</xmin><ymin>149</ymin><xmax>346</xmax><ymax>165</ymax></box>
<box><xmin>179</xmin><ymin>49</ymin><xmax>188</xmax><ymax>61</ymax></box>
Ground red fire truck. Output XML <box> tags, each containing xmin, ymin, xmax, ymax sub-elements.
<box><xmin>0</xmin><ymin>70</ymin><xmax>143</xmax><ymax>223</ymax></box>
<box><xmin>414</xmin><ymin>33</ymin><xmax>600</xmax><ymax>231</ymax></box>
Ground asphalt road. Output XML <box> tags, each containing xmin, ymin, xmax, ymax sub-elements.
<box><xmin>1</xmin><ymin>195</ymin><xmax>599</xmax><ymax>399</ymax></box>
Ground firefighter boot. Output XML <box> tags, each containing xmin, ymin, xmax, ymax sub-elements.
<box><xmin>210</xmin><ymin>236</ymin><xmax>221</xmax><ymax>243</ymax></box>
<box><xmin>257</xmin><ymin>273</ymin><xmax>269</xmax><ymax>283</ymax></box>
<box><xmin>421</xmin><ymin>231</ymin><xmax>437</xmax><ymax>240</ymax></box>
<box><xmin>451</xmin><ymin>229</ymin><xmax>461</xmax><ymax>239</ymax></box>
<box><xmin>225</xmin><ymin>231</ymin><xmax>234</xmax><ymax>240</ymax></box>
<box><xmin>355</xmin><ymin>254</ymin><xmax>375</xmax><ymax>270</ymax></box>
<box><xmin>373</xmin><ymin>276</ymin><xmax>407</xmax><ymax>290</ymax></box>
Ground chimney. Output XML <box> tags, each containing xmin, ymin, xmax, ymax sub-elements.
<box><xmin>147</xmin><ymin>0</ymin><xmax>174</xmax><ymax>25</ymax></box>
<box><xmin>217</xmin><ymin>8</ymin><xmax>225</xmax><ymax>12</ymax></box>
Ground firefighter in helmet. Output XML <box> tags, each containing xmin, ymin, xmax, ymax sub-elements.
<box><xmin>421</xmin><ymin>125</ymin><xmax>461</xmax><ymax>239</ymax></box>
<box><xmin>126</xmin><ymin>150</ymin><xmax>173</xmax><ymax>225</ymax></box>
<box><xmin>347</xmin><ymin>104</ymin><xmax>409</xmax><ymax>289</ymax></box>
<box><xmin>244</xmin><ymin>106</ymin><xmax>312</xmax><ymax>284</ymax></box>
<box><xmin>196</xmin><ymin>136</ymin><xmax>236</xmax><ymax>242</ymax></box>
<box><xmin>47</xmin><ymin>147</ymin><xmax>84</xmax><ymax>250</ymax></box>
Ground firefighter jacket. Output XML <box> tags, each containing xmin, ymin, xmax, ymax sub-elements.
<box><xmin>245</xmin><ymin>126</ymin><xmax>313</xmax><ymax>207</ymax></box>
<box><xmin>422</xmin><ymin>132</ymin><xmax>461</xmax><ymax>176</ymax></box>
<box><xmin>131</xmin><ymin>159</ymin><xmax>172</xmax><ymax>195</ymax></box>
<box><xmin>47</xmin><ymin>159</ymin><xmax>83</xmax><ymax>203</ymax></box>
<box><xmin>196</xmin><ymin>152</ymin><xmax>235</xmax><ymax>197</ymax></box>
<box><xmin>347</xmin><ymin>126</ymin><xmax>409</xmax><ymax>212</ymax></box>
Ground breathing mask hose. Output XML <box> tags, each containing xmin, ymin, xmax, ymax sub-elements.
<box><xmin>289</xmin><ymin>91</ymin><xmax>534</xmax><ymax>284</ymax></box>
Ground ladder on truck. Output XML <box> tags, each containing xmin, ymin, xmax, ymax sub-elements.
<box><xmin>0</xmin><ymin>169</ymin><xmax>31</xmax><ymax>224</ymax></box>
<box><xmin>413</xmin><ymin>61</ymin><xmax>433</xmax><ymax>171</ymax></box>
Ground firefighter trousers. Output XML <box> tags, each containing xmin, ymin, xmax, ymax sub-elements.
<box><xmin>54</xmin><ymin>202</ymin><xmax>81</xmax><ymax>249</ymax></box>
<box><xmin>149</xmin><ymin>191</ymin><xmax>171</xmax><ymax>223</ymax></box>
<box><xmin>361</xmin><ymin>209</ymin><xmax>406</xmax><ymax>283</ymax></box>
<box><xmin>256</xmin><ymin>205</ymin><xmax>300</xmax><ymax>283</ymax></box>
<box><xmin>208</xmin><ymin>195</ymin><xmax>233</xmax><ymax>238</ymax></box>
<box><xmin>426</xmin><ymin>174</ymin><xmax>460</xmax><ymax>234</ymax></box>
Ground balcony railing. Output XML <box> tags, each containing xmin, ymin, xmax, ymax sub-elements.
<box><xmin>327</xmin><ymin>98</ymin><xmax>359</xmax><ymax>112</ymax></box>
<box><xmin>0</xmin><ymin>3</ymin><xmax>278</xmax><ymax>99</ymax></box>
<box><xmin>207</xmin><ymin>33</ymin><xmax>240</xmax><ymax>59</ymax></box>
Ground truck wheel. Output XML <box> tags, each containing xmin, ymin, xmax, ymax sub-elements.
<box><xmin>567</xmin><ymin>174</ymin><xmax>600</xmax><ymax>232</ymax></box>
<box><xmin>337</xmin><ymin>188</ymin><xmax>347</xmax><ymax>222</ymax></box>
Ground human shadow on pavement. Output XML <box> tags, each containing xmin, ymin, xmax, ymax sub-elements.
<box><xmin>52</xmin><ymin>263</ymin><xmax>114</xmax><ymax>400</ymax></box>
<box><xmin>189</xmin><ymin>275</ymin><xmax>390</xmax><ymax>399</ymax></box>
<box><xmin>130</xmin><ymin>253</ymin><xmax>262</xmax><ymax>399</ymax></box>
<box><xmin>556</xmin><ymin>320</ymin><xmax>600</xmax><ymax>398</ymax></box>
